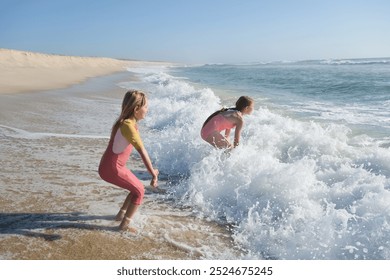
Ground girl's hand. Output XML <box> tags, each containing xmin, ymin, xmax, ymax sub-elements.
<box><xmin>150</xmin><ymin>169</ymin><xmax>159</xmax><ymax>188</ymax></box>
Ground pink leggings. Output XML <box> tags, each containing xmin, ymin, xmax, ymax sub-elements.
<box><xmin>99</xmin><ymin>140</ymin><xmax>144</xmax><ymax>205</ymax></box>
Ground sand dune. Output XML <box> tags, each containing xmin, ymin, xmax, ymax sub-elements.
<box><xmin>0</xmin><ymin>48</ymin><xmax>149</xmax><ymax>94</ymax></box>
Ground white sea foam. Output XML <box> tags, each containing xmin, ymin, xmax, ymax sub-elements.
<box><xmin>287</xmin><ymin>101</ymin><xmax>390</xmax><ymax>134</ymax></box>
<box><xmin>119</xmin><ymin>67</ymin><xmax>390</xmax><ymax>259</ymax></box>
<box><xmin>320</xmin><ymin>58</ymin><xmax>390</xmax><ymax>65</ymax></box>
<box><xmin>0</xmin><ymin>125</ymin><xmax>108</xmax><ymax>140</ymax></box>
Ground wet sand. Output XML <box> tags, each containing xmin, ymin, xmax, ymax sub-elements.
<box><xmin>0</xmin><ymin>71</ymin><xmax>240</xmax><ymax>260</ymax></box>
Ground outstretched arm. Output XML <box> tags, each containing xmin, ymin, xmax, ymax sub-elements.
<box><xmin>224</xmin><ymin>128</ymin><xmax>231</xmax><ymax>140</ymax></box>
<box><xmin>137</xmin><ymin>147</ymin><xmax>159</xmax><ymax>187</ymax></box>
<box><xmin>234</xmin><ymin>119</ymin><xmax>243</xmax><ymax>148</ymax></box>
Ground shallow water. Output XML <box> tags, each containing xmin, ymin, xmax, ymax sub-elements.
<box><xmin>2</xmin><ymin>61</ymin><xmax>390</xmax><ymax>260</ymax></box>
<box><xmin>0</xmin><ymin>72</ymin><xmax>239</xmax><ymax>260</ymax></box>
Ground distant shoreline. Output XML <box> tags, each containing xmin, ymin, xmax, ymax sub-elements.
<box><xmin>0</xmin><ymin>48</ymin><xmax>172</xmax><ymax>95</ymax></box>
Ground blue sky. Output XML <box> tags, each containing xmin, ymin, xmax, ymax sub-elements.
<box><xmin>1</xmin><ymin>0</ymin><xmax>389</xmax><ymax>63</ymax></box>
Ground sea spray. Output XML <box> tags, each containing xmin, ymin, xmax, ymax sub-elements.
<box><xmin>181</xmin><ymin>109</ymin><xmax>390</xmax><ymax>259</ymax></box>
<box><xmin>121</xmin><ymin>64</ymin><xmax>390</xmax><ymax>259</ymax></box>
<box><xmin>138</xmin><ymin>70</ymin><xmax>221</xmax><ymax>175</ymax></box>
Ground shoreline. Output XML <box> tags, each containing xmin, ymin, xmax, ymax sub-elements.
<box><xmin>0</xmin><ymin>48</ymin><xmax>171</xmax><ymax>95</ymax></box>
<box><xmin>0</xmin><ymin>56</ymin><xmax>239</xmax><ymax>260</ymax></box>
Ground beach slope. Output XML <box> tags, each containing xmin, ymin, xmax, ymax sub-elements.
<box><xmin>0</xmin><ymin>48</ymin><xmax>133</xmax><ymax>94</ymax></box>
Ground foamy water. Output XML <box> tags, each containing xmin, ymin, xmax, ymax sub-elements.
<box><xmin>0</xmin><ymin>73</ymin><xmax>239</xmax><ymax>260</ymax></box>
<box><xmin>120</xmin><ymin>61</ymin><xmax>390</xmax><ymax>260</ymax></box>
<box><xmin>1</xmin><ymin>63</ymin><xmax>389</xmax><ymax>260</ymax></box>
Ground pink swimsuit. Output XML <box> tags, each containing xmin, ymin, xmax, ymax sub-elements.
<box><xmin>201</xmin><ymin>113</ymin><xmax>236</xmax><ymax>140</ymax></box>
<box><xmin>99</xmin><ymin>120</ymin><xmax>144</xmax><ymax>205</ymax></box>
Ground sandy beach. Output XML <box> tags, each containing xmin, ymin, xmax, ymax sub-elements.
<box><xmin>0</xmin><ymin>49</ymin><xmax>239</xmax><ymax>260</ymax></box>
<box><xmin>0</xmin><ymin>48</ymin><xmax>167</xmax><ymax>94</ymax></box>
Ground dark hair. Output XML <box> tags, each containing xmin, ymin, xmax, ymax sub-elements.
<box><xmin>235</xmin><ymin>96</ymin><xmax>254</xmax><ymax>111</ymax></box>
<box><xmin>202</xmin><ymin>96</ymin><xmax>253</xmax><ymax>128</ymax></box>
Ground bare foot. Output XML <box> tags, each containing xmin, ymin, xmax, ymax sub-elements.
<box><xmin>119</xmin><ymin>217</ymin><xmax>138</xmax><ymax>233</ymax></box>
<box><xmin>120</xmin><ymin>226</ymin><xmax>138</xmax><ymax>234</ymax></box>
<box><xmin>115</xmin><ymin>209</ymin><xmax>126</xmax><ymax>221</ymax></box>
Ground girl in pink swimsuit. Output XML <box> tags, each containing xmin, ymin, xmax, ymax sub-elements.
<box><xmin>99</xmin><ymin>90</ymin><xmax>158</xmax><ymax>232</ymax></box>
<box><xmin>201</xmin><ymin>96</ymin><xmax>254</xmax><ymax>149</ymax></box>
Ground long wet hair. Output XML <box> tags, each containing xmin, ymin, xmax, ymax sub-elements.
<box><xmin>202</xmin><ymin>96</ymin><xmax>254</xmax><ymax>128</ymax></box>
<box><xmin>111</xmin><ymin>90</ymin><xmax>146</xmax><ymax>138</ymax></box>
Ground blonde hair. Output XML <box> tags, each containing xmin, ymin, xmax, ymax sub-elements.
<box><xmin>111</xmin><ymin>90</ymin><xmax>146</xmax><ymax>138</ymax></box>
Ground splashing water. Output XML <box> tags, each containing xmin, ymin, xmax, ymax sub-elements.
<box><xmin>120</xmin><ymin>63</ymin><xmax>390</xmax><ymax>259</ymax></box>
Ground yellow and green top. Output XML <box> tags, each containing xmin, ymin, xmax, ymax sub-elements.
<box><xmin>114</xmin><ymin>119</ymin><xmax>144</xmax><ymax>151</ymax></box>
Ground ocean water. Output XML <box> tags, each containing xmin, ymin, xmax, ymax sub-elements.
<box><xmin>3</xmin><ymin>60</ymin><xmax>388</xmax><ymax>260</ymax></box>
<box><xmin>0</xmin><ymin>73</ymin><xmax>239</xmax><ymax>260</ymax></box>
<box><xmin>121</xmin><ymin>58</ymin><xmax>390</xmax><ymax>260</ymax></box>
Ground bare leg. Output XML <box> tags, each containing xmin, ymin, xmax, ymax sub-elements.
<box><xmin>119</xmin><ymin>202</ymin><xmax>139</xmax><ymax>233</ymax></box>
<box><xmin>205</xmin><ymin>132</ymin><xmax>232</xmax><ymax>149</ymax></box>
<box><xmin>115</xmin><ymin>193</ymin><xmax>133</xmax><ymax>221</ymax></box>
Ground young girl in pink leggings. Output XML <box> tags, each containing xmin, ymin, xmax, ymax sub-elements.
<box><xmin>201</xmin><ymin>96</ymin><xmax>254</xmax><ymax>149</ymax></box>
<box><xmin>99</xmin><ymin>90</ymin><xmax>158</xmax><ymax>232</ymax></box>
